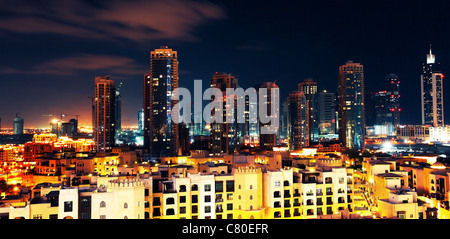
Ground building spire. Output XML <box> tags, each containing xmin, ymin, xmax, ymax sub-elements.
<box><xmin>427</xmin><ymin>44</ymin><xmax>435</xmax><ymax>64</ymax></box>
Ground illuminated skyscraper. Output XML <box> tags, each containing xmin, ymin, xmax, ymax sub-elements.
<box><xmin>384</xmin><ymin>73</ymin><xmax>401</xmax><ymax>128</ymax></box>
<box><xmin>259</xmin><ymin>82</ymin><xmax>279</xmax><ymax>149</ymax></box>
<box><xmin>287</xmin><ymin>91</ymin><xmax>308</xmax><ymax>150</ymax></box>
<box><xmin>93</xmin><ymin>76</ymin><xmax>116</xmax><ymax>151</ymax></box>
<box><xmin>318</xmin><ymin>90</ymin><xmax>336</xmax><ymax>136</ymax></box>
<box><xmin>115</xmin><ymin>81</ymin><xmax>122</xmax><ymax>142</ymax></box>
<box><xmin>298</xmin><ymin>78</ymin><xmax>319</xmax><ymax>142</ymax></box>
<box><xmin>337</xmin><ymin>61</ymin><xmax>365</xmax><ymax>150</ymax></box>
<box><xmin>13</xmin><ymin>113</ymin><xmax>24</xmax><ymax>135</ymax></box>
<box><xmin>210</xmin><ymin>72</ymin><xmax>239</xmax><ymax>155</ymax></box>
<box><xmin>143</xmin><ymin>46</ymin><xmax>179</xmax><ymax>157</ymax></box>
<box><xmin>138</xmin><ymin>109</ymin><xmax>144</xmax><ymax>132</ymax></box>
<box><xmin>421</xmin><ymin>45</ymin><xmax>444</xmax><ymax>126</ymax></box>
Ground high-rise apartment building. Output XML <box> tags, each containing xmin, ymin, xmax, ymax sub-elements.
<box><xmin>287</xmin><ymin>91</ymin><xmax>309</xmax><ymax>150</ymax></box>
<box><xmin>143</xmin><ymin>46</ymin><xmax>179</xmax><ymax>157</ymax></box>
<box><xmin>138</xmin><ymin>109</ymin><xmax>144</xmax><ymax>132</ymax></box>
<box><xmin>210</xmin><ymin>72</ymin><xmax>239</xmax><ymax>155</ymax></box>
<box><xmin>259</xmin><ymin>82</ymin><xmax>280</xmax><ymax>149</ymax></box>
<box><xmin>421</xmin><ymin>46</ymin><xmax>444</xmax><ymax>126</ymax></box>
<box><xmin>93</xmin><ymin>76</ymin><xmax>116</xmax><ymax>152</ymax></box>
<box><xmin>318</xmin><ymin>90</ymin><xmax>336</xmax><ymax>136</ymax></box>
<box><xmin>338</xmin><ymin>61</ymin><xmax>365</xmax><ymax>150</ymax></box>
<box><xmin>384</xmin><ymin>73</ymin><xmax>401</xmax><ymax>128</ymax></box>
<box><xmin>13</xmin><ymin>113</ymin><xmax>24</xmax><ymax>135</ymax></box>
<box><xmin>298</xmin><ymin>78</ymin><xmax>319</xmax><ymax>142</ymax></box>
<box><xmin>115</xmin><ymin>81</ymin><xmax>122</xmax><ymax>142</ymax></box>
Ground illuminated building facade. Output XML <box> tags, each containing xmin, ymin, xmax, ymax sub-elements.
<box><xmin>318</xmin><ymin>90</ymin><xmax>336</xmax><ymax>136</ymax></box>
<box><xmin>143</xmin><ymin>46</ymin><xmax>179</xmax><ymax>157</ymax></box>
<box><xmin>298</xmin><ymin>78</ymin><xmax>319</xmax><ymax>142</ymax></box>
<box><xmin>210</xmin><ymin>72</ymin><xmax>239</xmax><ymax>155</ymax></box>
<box><xmin>384</xmin><ymin>73</ymin><xmax>401</xmax><ymax>128</ymax></box>
<box><xmin>287</xmin><ymin>91</ymin><xmax>309</xmax><ymax>150</ymax></box>
<box><xmin>338</xmin><ymin>61</ymin><xmax>365</xmax><ymax>150</ymax></box>
<box><xmin>421</xmin><ymin>46</ymin><xmax>444</xmax><ymax>127</ymax></box>
<box><xmin>13</xmin><ymin>114</ymin><xmax>24</xmax><ymax>135</ymax></box>
<box><xmin>259</xmin><ymin>82</ymin><xmax>279</xmax><ymax>149</ymax></box>
<box><xmin>115</xmin><ymin>81</ymin><xmax>122</xmax><ymax>142</ymax></box>
<box><xmin>93</xmin><ymin>76</ymin><xmax>116</xmax><ymax>152</ymax></box>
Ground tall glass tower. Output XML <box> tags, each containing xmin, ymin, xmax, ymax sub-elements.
<box><xmin>93</xmin><ymin>76</ymin><xmax>116</xmax><ymax>152</ymax></box>
<box><xmin>143</xmin><ymin>46</ymin><xmax>179</xmax><ymax>157</ymax></box>
<box><xmin>421</xmin><ymin>45</ymin><xmax>444</xmax><ymax>126</ymax></box>
<box><xmin>298</xmin><ymin>78</ymin><xmax>319</xmax><ymax>142</ymax></box>
<box><xmin>338</xmin><ymin>61</ymin><xmax>365</xmax><ymax>150</ymax></box>
<box><xmin>287</xmin><ymin>91</ymin><xmax>309</xmax><ymax>150</ymax></box>
<box><xmin>209</xmin><ymin>72</ymin><xmax>239</xmax><ymax>155</ymax></box>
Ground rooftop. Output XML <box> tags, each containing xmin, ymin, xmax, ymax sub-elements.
<box><xmin>377</xmin><ymin>172</ymin><xmax>403</xmax><ymax>178</ymax></box>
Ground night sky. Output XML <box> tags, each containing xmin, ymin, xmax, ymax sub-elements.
<box><xmin>0</xmin><ymin>0</ymin><xmax>449</xmax><ymax>128</ymax></box>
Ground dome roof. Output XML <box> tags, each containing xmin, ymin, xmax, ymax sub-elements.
<box><xmin>431</xmin><ymin>162</ymin><xmax>446</xmax><ymax>170</ymax></box>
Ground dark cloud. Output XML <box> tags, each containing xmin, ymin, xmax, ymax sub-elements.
<box><xmin>0</xmin><ymin>54</ymin><xmax>143</xmax><ymax>76</ymax></box>
<box><xmin>0</xmin><ymin>0</ymin><xmax>227</xmax><ymax>43</ymax></box>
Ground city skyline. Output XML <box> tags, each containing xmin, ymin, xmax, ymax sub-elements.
<box><xmin>4</xmin><ymin>0</ymin><xmax>450</xmax><ymax>223</ymax></box>
<box><xmin>1</xmin><ymin>0</ymin><xmax>450</xmax><ymax>128</ymax></box>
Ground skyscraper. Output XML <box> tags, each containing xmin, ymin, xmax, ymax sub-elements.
<box><xmin>115</xmin><ymin>81</ymin><xmax>122</xmax><ymax>142</ymax></box>
<box><xmin>259</xmin><ymin>82</ymin><xmax>280</xmax><ymax>149</ymax></box>
<box><xmin>298</xmin><ymin>78</ymin><xmax>319</xmax><ymax>142</ymax></box>
<box><xmin>138</xmin><ymin>109</ymin><xmax>144</xmax><ymax>132</ymax></box>
<box><xmin>243</xmin><ymin>85</ymin><xmax>259</xmax><ymax>146</ymax></box>
<box><xmin>421</xmin><ymin>45</ymin><xmax>444</xmax><ymax>126</ymax></box>
<box><xmin>93</xmin><ymin>76</ymin><xmax>116</xmax><ymax>152</ymax></box>
<box><xmin>13</xmin><ymin>113</ymin><xmax>24</xmax><ymax>135</ymax></box>
<box><xmin>338</xmin><ymin>61</ymin><xmax>365</xmax><ymax>150</ymax></box>
<box><xmin>384</xmin><ymin>73</ymin><xmax>401</xmax><ymax>128</ymax></box>
<box><xmin>318</xmin><ymin>89</ymin><xmax>336</xmax><ymax>136</ymax></box>
<box><xmin>210</xmin><ymin>72</ymin><xmax>239</xmax><ymax>155</ymax></box>
<box><xmin>144</xmin><ymin>46</ymin><xmax>179</xmax><ymax>157</ymax></box>
<box><xmin>287</xmin><ymin>91</ymin><xmax>309</xmax><ymax>150</ymax></box>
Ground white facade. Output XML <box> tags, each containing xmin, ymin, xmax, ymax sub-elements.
<box><xmin>91</xmin><ymin>178</ymin><xmax>145</xmax><ymax>219</ymax></box>
<box><xmin>188</xmin><ymin>173</ymin><xmax>215</xmax><ymax>219</ymax></box>
<box><xmin>59</xmin><ymin>188</ymin><xmax>79</xmax><ymax>219</ymax></box>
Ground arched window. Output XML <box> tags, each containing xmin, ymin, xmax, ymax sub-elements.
<box><xmin>124</xmin><ymin>216</ymin><xmax>128</xmax><ymax>219</ymax></box>
<box><xmin>100</xmin><ymin>201</ymin><xmax>106</xmax><ymax>208</ymax></box>
<box><xmin>166</xmin><ymin>209</ymin><xmax>175</xmax><ymax>216</ymax></box>
<box><xmin>124</xmin><ymin>203</ymin><xmax>128</xmax><ymax>209</ymax></box>
<box><xmin>250</xmin><ymin>185</ymin><xmax>253</xmax><ymax>189</ymax></box>
<box><xmin>192</xmin><ymin>184</ymin><xmax>198</xmax><ymax>191</ymax></box>
<box><xmin>166</xmin><ymin>197</ymin><xmax>175</xmax><ymax>205</ymax></box>
<box><xmin>250</xmin><ymin>195</ymin><xmax>253</xmax><ymax>200</ymax></box>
